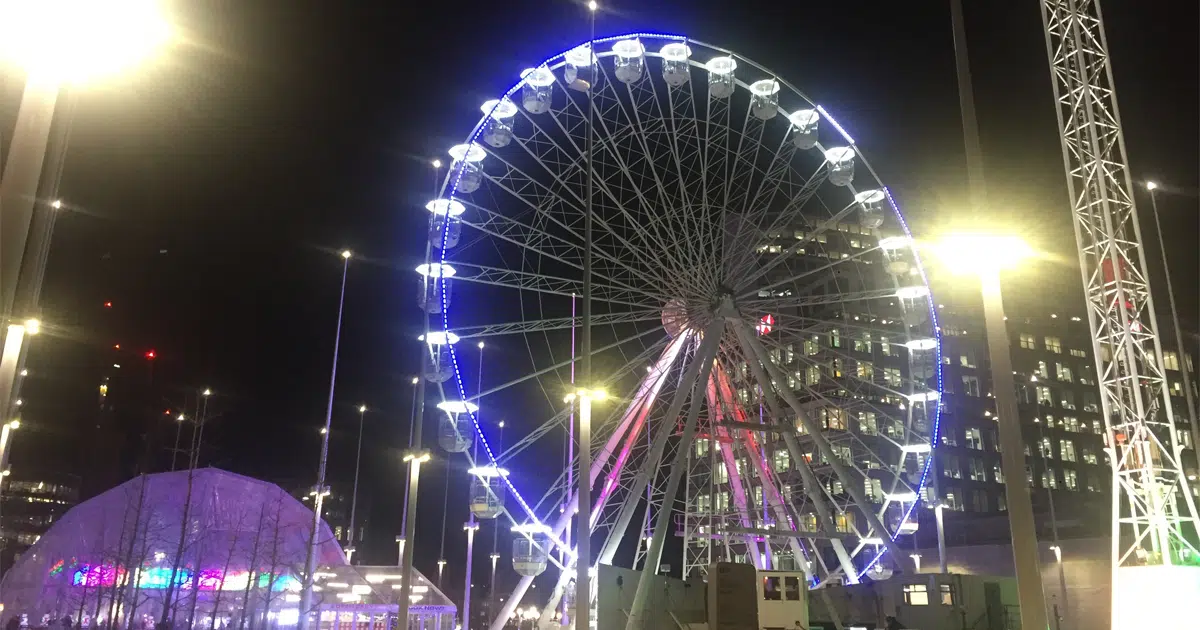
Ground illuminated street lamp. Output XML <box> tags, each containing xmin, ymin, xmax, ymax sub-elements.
<box><xmin>346</xmin><ymin>403</ymin><xmax>367</xmax><ymax>563</ymax></box>
<box><xmin>931</xmin><ymin>233</ymin><xmax>1048</xmax><ymax>630</ymax></box>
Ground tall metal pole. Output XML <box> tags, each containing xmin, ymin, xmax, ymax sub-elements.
<box><xmin>400</xmin><ymin>159</ymin><xmax>441</xmax><ymax>630</ymax></box>
<box><xmin>949</xmin><ymin>0</ymin><xmax>986</xmax><ymax>210</ymax></box>
<box><xmin>347</xmin><ymin>404</ymin><xmax>367</xmax><ymax>563</ymax></box>
<box><xmin>576</xmin><ymin>4</ymin><xmax>598</xmax><ymax>629</ymax></box>
<box><xmin>463</xmin><ymin>522</ymin><xmax>479</xmax><ymax>630</ymax></box>
<box><xmin>298</xmin><ymin>251</ymin><xmax>351</xmax><ymax>630</ymax></box>
<box><xmin>1146</xmin><ymin>183</ymin><xmax>1199</xmax><ymax>456</ymax></box>
<box><xmin>490</xmin><ymin>420</ymin><xmax>505</xmax><ymax>621</ymax></box>
<box><xmin>981</xmin><ymin>269</ymin><xmax>1049</xmax><ymax>630</ymax></box>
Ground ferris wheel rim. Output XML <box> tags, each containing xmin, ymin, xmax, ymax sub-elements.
<box><xmin>421</xmin><ymin>29</ymin><xmax>946</xmax><ymax>603</ymax></box>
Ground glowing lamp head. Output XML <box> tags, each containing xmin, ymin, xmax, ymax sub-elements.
<box><xmin>358</xmin><ymin>404</ymin><xmax>367</xmax><ymax>413</ymax></box>
<box><xmin>8</xmin><ymin>419</ymin><xmax>19</xmax><ymax>430</ymax></box>
<box><xmin>176</xmin><ymin>414</ymin><xmax>185</xmax><ymax>422</ymax></box>
<box><xmin>23</xmin><ymin>319</ymin><xmax>40</xmax><ymax>335</ymax></box>
<box><xmin>932</xmin><ymin>233</ymin><xmax>1034</xmax><ymax>275</ymax></box>
<box><xmin>0</xmin><ymin>0</ymin><xmax>173</xmax><ymax>85</ymax></box>
<box><xmin>51</xmin><ymin>199</ymin><xmax>62</xmax><ymax>209</ymax></box>
<box><xmin>588</xmin><ymin>0</ymin><xmax>598</xmax><ymax>11</ymax></box>
<box><xmin>341</xmin><ymin>250</ymin><xmax>352</xmax><ymax>260</ymax></box>
<box><xmin>1146</xmin><ymin>181</ymin><xmax>1158</xmax><ymax>191</ymax></box>
<box><xmin>202</xmin><ymin>388</ymin><xmax>212</xmax><ymax>397</ymax></box>
<box><xmin>477</xmin><ymin>341</ymin><xmax>485</xmax><ymax>349</ymax></box>
<box><xmin>432</xmin><ymin>159</ymin><xmax>442</xmax><ymax>169</ymax></box>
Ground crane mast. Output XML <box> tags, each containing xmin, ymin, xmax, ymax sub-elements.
<box><xmin>1037</xmin><ymin>0</ymin><xmax>1200</xmax><ymax>626</ymax></box>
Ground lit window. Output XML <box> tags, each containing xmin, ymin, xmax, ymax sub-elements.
<box><xmin>965</xmin><ymin>428</ymin><xmax>983</xmax><ymax>450</ymax></box>
<box><xmin>1042</xmin><ymin>470</ymin><xmax>1058</xmax><ymax>489</ymax></box>
<box><xmin>1037</xmin><ymin>361</ymin><xmax>1049</xmax><ymax>379</ymax></box>
<box><xmin>830</xmin><ymin>329</ymin><xmax>842</xmax><ymax>348</ymax></box>
<box><xmin>695</xmin><ymin>439</ymin><xmax>709</xmax><ymax>458</ymax></box>
<box><xmin>854</xmin><ymin>332</ymin><xmax>872</xmax><ymax>353</ymax></box>
<box><xmin>858</xmin><ymin>412</ymin><xmax>878</xmax><ymax>436</ymax></box>
<box><xmin>1064</xmin><ymin>469</ymin><xmax>1078</xmax><ymax>490</ymax></box>
<box><xmin>805</xmin><ymin>365</ymin><xmax>822</xmax><ymax>386</ymax></box>
<box><xmin>784</xmin><ymin>576</ymin><xmax>801</xmax><ymax>601</ymax></box>
<box><xmin>804</xmin><ymin>335</ymin><xmax>821</xmax><ymax>356</ymax></box>
<box><xmin>773</xmin><ymin>450</ymin><xmax>790</xmax><ymax>473</ymax></box>
<box><xmin>883</xmin><ymin>367</ymin><xmax>901</xmax><ymax>387</ymax></box>
<box><xmin>880</xmin><ymin>336</ymin><xmax>892</xmax><ymax>356</ymax></box>
<box><xmin>969</xmin><ymin>458</ymin><xmax>986</xmax><ymax>482</ymax></box>
<box><xmin>940</xmin><ymin>583</ymin><xmax>955</xmax><ymax>605</ymax></box>
<box><xmin>763</xmin><ymin>576</ymin><xmax>782</xmax><ymax>601</ymax></box>
<box><xmin>1040</xmin><ymin>437</ymin><xmax>1054</xmax><ymax>459</ymax></box>
<box><xmin>1069</xmin><ymin>348</ymin><xmax>1086</xmax><ymax>358</ymax></box>
<box><xmin>1045</xmin><ymin>336</ymin><xmax>1062</xmax><ymax>354</ymax></box>
<box><xmin>1056</xmin><ymin>363</ymin><xmax>1073</xmax><ymax>382</ymax></box>
<box><xmin>1037</xmin><ymin>386</ymin><xmax>1053</xmax><ymax>406</ymax></box>
<box><xmin>903</xmin><ymin>583</ymin><xmax>929</xmax><ymax>606</ymax></box>
<box><xmin>1164</xmin><ymin>352</ymin><xmax>1180</xmax><ymax>371</ymax></box>
<box><xmin>993</xmin><ymin>463</ymin><xmax>1005</xmax><ymax>484</ymax></box>
<box><xmin>822</xmin><ymin>408</ymin><xmax>847</xmax><ymax>431</ymax></box>
<box><xmin>1019</xmin><ymin>333</ymin><xmax>1036</xmax><ymax>350</ymax></box>
<box><xmin>962</xmin><ymin>376</ymin><xmax>980</xmax><ymax>397</ymax></box>
<box><xmin>942</xmin><ymin>454</ymin><xmax>961</xmax><ymax>479</ymax></box>
<box><xmin>857</xmin><ymin>361</ymin><xmax>874</xmax><ymax>380</ymax></box>
<box><xmin>959</xmin><ymin>351</ymin><xmax>976</xmax><ymax>368</ymax></box>
<box><xmin>1061</xmin><ymin>391</ymin><xmax>1076</xmax><ymax>410</ymax></box>
<box><xmin>1060</xmin><ymin>439</ymin><xmax>1076</xmax><ymax>462</ymax></box>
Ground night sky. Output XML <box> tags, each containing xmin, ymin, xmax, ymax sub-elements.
<box><xmin>1</xmin><ymin>0</ymin><xmax>1195</xmax><ymax>611</ymax></box>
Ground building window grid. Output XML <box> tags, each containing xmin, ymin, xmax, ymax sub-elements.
<box><xmin>1045</xmin><ymin>336</ymin><xmax>1063</xmax><ymax>354</ymax></box>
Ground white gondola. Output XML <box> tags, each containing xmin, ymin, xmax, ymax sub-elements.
<box><xmin>825</xmin><ymin>146</ymin><xmax>856</xmax><ymax>186</ymax></box>
<box><xmin>423</xmin><ymin>330</ymin><xmax>459</xmax><ymax>384</ymax></box>
<box><xmin>659</xmin><ymin>43</ymin><xmax>691</xmax><ymax>87</ymax></box>
<box><xmin>612</xmin><ymin>39</ymin><xmax>644</xmax><ymax>84</ymax></box>
<box><xmin>706</xmin><ymin>56</ymin><xmax>736</xmax><ymax>98</ymax></box>
<box><xmin>426</xmin><ymin>198</ymin><xmax>465</xmax><ymax>250</ymax></box>
<box><xmin>855</xmin><ymin>189</ymin><xmax>887</xmax><ymax>230</ymax></box>
<box><xmin>511</xmin><ymin>523</ymin><xmax>552</xmax><ymax>577</ymax></box>
<box><xmin>468</xmin><ymin>465</ymin><xmax>508</xmax><ymax>519</ymax></box>
<box><xmin>448</xmin><ymin>143</ymin><xmax>486</xmax><ymax>193</ymax></box>
<box><xmin>436</xmin><ymin>399</ymin><xmax>477</xmax><ymax>453</ymax></box>
<box><xmin>748</xmin><ymin>79</ymin><xmax>780</xmax><ymax>120</ymax></box>
<box><xmin>789</xmin><ymin>109</ymin><xmax>819</xmax><ymax>150</ymax></box>
<box><xmin>521</xmin><ymin>66</ymin><xmax>555</xmax><ymax>114</ymax></box>
<box><xmin>480</xmin><ymin>98</ymin><xmax>518</xmax><ymax>148</ymax></box>
<box><xmin>564</xmin><ymin>45</ymin><xmax>598</xmax><ymax>92</ymax></box>
<box><xmin>878</xmin><ymin>235</ymin><xmax>913</xmax><ymax>276</ymax></box>
<box><xmin>416</xmin><ymin>263</ymin><xmax>456</xmax><ymax>314</ymax></box>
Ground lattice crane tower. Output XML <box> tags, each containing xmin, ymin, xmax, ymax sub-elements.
<box><xmin>1037</xmin><ymin>1</ymin><xmax>1200</xmax><ymax>627</ymax></box>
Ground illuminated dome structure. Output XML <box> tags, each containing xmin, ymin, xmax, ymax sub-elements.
<box><xmin>0</xmin><ymin>469</ymin><xmax>455</xmax><ymax>630</ymax></box>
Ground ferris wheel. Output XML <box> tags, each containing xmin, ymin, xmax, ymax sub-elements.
<box><xmin>416</xmin><ymin>32</ymin><xmax>943</xmax><ymax>630</ymax></box>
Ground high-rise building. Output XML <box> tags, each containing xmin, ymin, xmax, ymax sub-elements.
<box><xmin>924</xmin><ymin>267</ymin><xmax>1198</xmax><ymax>547</ymax></box>
<box><xmin>0</xmin><ymin>471</ymin><xmax>80</xmax><ymax>575</ymax></box>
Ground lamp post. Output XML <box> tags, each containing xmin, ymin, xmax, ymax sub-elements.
<box><xmin>170</xmin><ymin>413</ymin><xmax>185</xmax><ymax>471</ymax></box>
<box><xmin>0</xmin><ymin>1</ymin><xmax>171</xmax><ymax>418</ymax></box>
<box><xmin>346</xmin><ymin>403</ymin><xmax>367</xmax><ymax>563</ymax></box>
<box><xmin>577</xmin><ymin>3</ymin><xmax>599</xmax><ymax>627</ymax></box>
<box><xmin>1144</xmin><ymin>182</ymin><xmax>1199</xmax><ymax>455</ymax></box>
<box><xmin>932</xmin><ymin>234</ymin><xmax>1048</xmax><ymax>630</ymax></box>
<box><xmin>298</xmin><ymin>249</ymin><xmax>352</xmax><ymax>630</ymax></box>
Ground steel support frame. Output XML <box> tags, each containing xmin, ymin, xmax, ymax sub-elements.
<box><xmin>1037</xmin><ymin>0</ymin><xmax>1200</xmax><ymax>625</ymax></box>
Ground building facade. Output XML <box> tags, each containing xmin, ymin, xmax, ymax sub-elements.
<box><xmin>0</xmin><ymin>472</ymin><xmax>80</xmax><ymax>576</ymax></box>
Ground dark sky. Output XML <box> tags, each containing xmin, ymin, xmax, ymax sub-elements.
<box><xmin>1</xmin><ymin>0</ymin><xmax>1195</xmax><ymax>611</ymax></box>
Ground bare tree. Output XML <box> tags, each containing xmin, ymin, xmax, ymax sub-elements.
<box><xmin>235</xmin><ymin>502</ymin><xmax>269</xmax><ymax>630</ymax></box>
<box><xmin>206</xmin><ymin>500</ymin><xmax>252</xmax><ymax>630</ymax></box>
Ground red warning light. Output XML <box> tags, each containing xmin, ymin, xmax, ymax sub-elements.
<box><xmin>113</xmin><ymin>344</ymin><xmax>120</xmax><ymax>350</ymax></box>
<box><xmin>104</xmin><ymin>301</ymin><xmax>113</xmax><ymax>308</ymax></box>
<box><xmin>164</xmin><ymin>409</ymin><xmax>171</xmax><ymax>415</ymax></box>
<box><xmin>144</xmin><ymin>350</ymin><xmax>156</xmax><ymax>360</ymax></box>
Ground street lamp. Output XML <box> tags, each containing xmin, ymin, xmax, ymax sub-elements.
<box><xmin>931</xmin><ymin>233</ymin><xmax>1048</xmax><ymax>630</ymax></box>
<box><xmin>1143</xmin><ymin>181</ymin><xmax>1199</xmax><ymax>456</ymax></box>
<box><xmin>299</xmin><ymin>249</ymin><xmax>353</xmax><ymax>629</ymax></box>
<box><xmin>347</xmin><ymin>403</ymin><xmax>367</xmax><ymax>563</ymax></box>
<box><xmin>568</xmin><ymin>388</ymin><xmax>605</xmax><ymax>626</ymax></box>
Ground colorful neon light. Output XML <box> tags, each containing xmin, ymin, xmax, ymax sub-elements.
<box><xmin>63</xmin><ymin>562</ymin><xmax>298</xmax><ymax>592</ymax></box>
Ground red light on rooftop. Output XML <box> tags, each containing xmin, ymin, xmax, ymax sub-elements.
<box><xmin>144</xmin><ymin>350</ymin><xmax>156</xmax><ymax>360</ymax></box>
<box><xmin>113</xmin><ymin>344</ymin><xmax>120</xmax><ymax>350</ymax></box>
<box><xmin>104</xmin><ymin>301</ymin><xmax>113</xmax><ymax>308</ymax></box>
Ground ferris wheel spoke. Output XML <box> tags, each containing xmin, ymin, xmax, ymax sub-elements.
<box><xmin>721</xmin><ymin>106</ymin><xmax>767</xmax><ymax>235</ymax></box>
<box><xmin>665</xmin><ymin>76</ymin><xmax>722</xmax><ymax>284</ymax></box>
<box><xmin>749</xmin><ymin>242</ymin><xmax>884</xmax><ymax>302</ymax></box>
<box><xmin>457</xmin><ymin>199</ymin><xmax>656</xmax><ymax>296</ymax></box>
<box><xmin>722</xmin><ymin>155</ymin><xmax>819</xmax><ymax>284</ymax></box>
<box><xmin>743</xmin><ymin>287</ymin><xmax>899</xmax><ymax>311</ymax></box>
<box><xmin>452</xmin><ymin>310</ymin><xmax>663</xmax><ymax>340</ymax></box>
<box><xmin>532</xmin><ymin>77</ymin><xmax>701</xmax><ymax>291</ymax></box>
<box><xmin>447</xmin><ymin>262</ymin><xmax>663</xmax><ymax>308</ymax></box>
